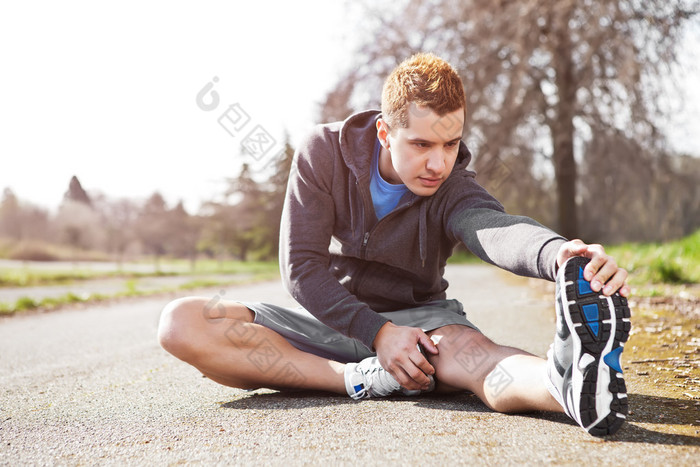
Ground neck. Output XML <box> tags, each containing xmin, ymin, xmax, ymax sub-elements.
<box><xmin>378</xmin><ymin>145</ymin><xmax>401</xmax><ymax>185</ymax></box>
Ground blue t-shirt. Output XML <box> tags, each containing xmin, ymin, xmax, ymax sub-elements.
<box><xmin>370</xmin><ymin>139</ymin><xmax>409</xmax><ymax>219</ymax></box>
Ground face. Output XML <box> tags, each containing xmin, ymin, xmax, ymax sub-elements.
<box><xmin>377</xmin><ymin>104</ymin><xmax>464</xmax><ymax>196</ymax></box>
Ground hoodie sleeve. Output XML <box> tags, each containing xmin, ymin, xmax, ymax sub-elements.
<box><xmin>444</xmin><ymin>174</ymin><xmax>568</xmax><ymax>282</ymax></box>
<box><xmin>279</xmin><ymin>126</ymin><xmax>389</xmax><ymax>351</ymax></box>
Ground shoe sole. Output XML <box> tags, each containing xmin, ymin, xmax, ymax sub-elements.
<box><xmin>559</xmin><ymin>257</ymin><xmax>631</xmax><ymax>436</ymax></box>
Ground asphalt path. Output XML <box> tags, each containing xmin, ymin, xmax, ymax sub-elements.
<box><xmin>1</xmin><ymin>264</ymin><xmax>698</xmax><ymax>465</ymax></box>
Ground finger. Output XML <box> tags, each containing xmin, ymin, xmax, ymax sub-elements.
<box><xmin>405</xmin><ymin>355</ymin><xmax>433</xmax><ymax>388</ymax></box>
<box><xmin>602</xmin><ymin>268</ymin><xmax>628</xmax><ymax>296</ymax></box>
<box><xmin>581</xmin><ymin>244</ymin><xmax>606</xmax><ymax>281</ymax></box>
<box><xmin>557</xmin><ymin>239</ymin><xmax>587</xmax><ymax>269</ymax></box>
<box><xmin>590</xmin><ymin>257</ymin><xmax>619</xmax><ymax>293</ymax></box>
<box><xmin>394</xmin><ymin>364</ymin><xmax>424</xmax><ymax>391</ymax></box>
<box><xmin>409</xmin><ymin>348</ymin><xmax>435</xmax><ymax>378</ymax></box>
<box><xmin>568</xmin><ymin>240</ymin><xmax>588</xmax><ymax>256</ymax></box>
<box><xmin>385</xmin><ymin>362</ymin><xmax>414</xmax><ymax>390</ymax></box>
<box><xmin>418</xmin><ymin>333</ymin><xmax>439</xmax><ymax>355</ymax></box>
<box><xmin>619</xmin><ymin>284</ymin><xmax>631</xmax><ymax>298</ymax></box>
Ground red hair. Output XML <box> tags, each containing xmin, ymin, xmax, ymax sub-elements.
<box><xmin>381</xmin><ymin>53</ymin><xmax>466</xmax><ymax>131</ymax></box>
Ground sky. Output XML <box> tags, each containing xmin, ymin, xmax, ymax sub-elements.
<box><xmin>1</xmin><ymin>1</ymin><xmax>698</xmax><ymax>215</ymax></box>
<box><xmin>0</xmin><ymin>0</ymin><xmax>349</xmax><ymax>213</ymax></box>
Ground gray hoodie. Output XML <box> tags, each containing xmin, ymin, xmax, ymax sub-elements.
<box><xmin>280</xmin><ymin>110</ymin><xmax>567</xmax><ymax>351</ymax></box>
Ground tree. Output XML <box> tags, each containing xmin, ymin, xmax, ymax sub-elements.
<box><xmin>0</xmin><ymin>188</ymin><xmax>22</xmax><ymax>239</ymax></box>
<box><xmin>0</xmin><ymin>188</ymin><xmax>51</xmax><ymax>242</ymax></box>
<box><xmin>256</xmin><ymin>137</ymin><xmax>295</xmax><ymax>259</ymax></box>
<box><xmin>55</xmin><ymin>200</ymin><xmax>103</xmax><ymax>251</ymax></box>
<box><xmin>167</xmin><ymin>201</ymin><xmax>202</xmax><ymax>270</ymax></box>
<box><xmin>92</xmin><ymin>194</ymin><xmax>140</xmax><ymax>268</ymax></box>
<box><xmin>321</xmin><ymin>0</ymin><xmax>698</xmax><ymax>239</ymax></box>
<box><xmin>135</xmin><ymin>192</ymin><xmax>170</xmax><ymax>270</ymax></box>
<box><xmin>63</xmin><ymin>175</ymin><xmax>92</xmax><ymax>207</ymax></box>
<box><xmin>199</xmin><ymin>141</ymin><xmax>295</xmax><ymax>262</ymax></box>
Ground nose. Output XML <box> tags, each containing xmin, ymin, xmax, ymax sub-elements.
<box><xmin>425</xmin><ymin>149</ymin><xmax>446</xmax><ymax>175</ymax></box>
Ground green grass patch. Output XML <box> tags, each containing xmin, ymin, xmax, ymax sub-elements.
<box><xmin>14</xmin><ymin>296</ymin><xmax>38</xmax><ymax>312</ymax></box>
<box><xmin>446</xmin><ymin>249</ymin><xmax>481</xmax><ymax>264</ymax></box>
<box><xmin>0</xmin><ymin>269</ymin><xmax>98</xmax><ymax>287</ymax></box>
<box><xmin>123</xmin><ymin>279</ymin><xmax>139</xmax><ymax>295</ymax></box>
<box><xmin>167</xmin><ymin>259</ymin><xmax>280</xmax><ymax>275</ymax></box>
<box><xmin>0</xmin><ymin>268</ymin><xmax>281</xmax><ymax>316</ymax></box>
<box><xmin>605</xmin><ymin>228</ymin><xmax>700</xmax><ymax>285</ymax></box>
<box><xmin>0</xmin><ymin>292</ymin><xmax>87</xmax><ymax>315</ymax></box>
<box><xmin>0</xmin><ymin>260</ymin><xmax>277</xmax><ymax>288</ymax></box>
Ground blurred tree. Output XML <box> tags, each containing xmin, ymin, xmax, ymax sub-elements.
<box><xmin>167</xmin><ymin>201</ymin><xmax>202</xmax><ymax>270</ymax></box>
<box><xmin>256</xmin><ymin>138</ymin><xmax>295</xmax><ymax>259</ymax></box>
<box><xmin>199</xmin><ymin>140</ymin><xmax>295</xmax><ymax>262</ymax></box>
<box><xmin>135</xmin><ymin>192</ymin><xmax>170</xmax><ymax>271</ymax></box>
<box><xmin>0</xmin><ymin>188</ymin><xmax>51</xmax><ymax>242</ymax></box>
<box><xmin>225</xmin><ymin>163</ymin><xmax>265</xmax><ymax>260</ymax></box>
<box><xmin>55</xmin><ymin>200</ymin><xmax>103</xmax><ymax>252</ymax></box>
<box><xmin>55</xmin><ymin>176</ymin><xmax>103</xmax><ymax>253</ymax></box>
<box><xmin>92</xmin><ymin>194</ymin><xmax>140</xmax><ymax>268</ymax></box>
<box><xmin>0</xmin><ymin>188</ymin><xmax>22</xmax><ymax>239</ymax></box>
<box><xmin>579</xmin><ymin>128</ymin><xmax>700</xmax><ymax>242</ymax></box>
<box><xmin>200</xmin><ymin>164</ymin><xmax>262</xmax><ymax>262</ymax></box>
<box><xmin>322</xmin><ymin>0</ymin><xmax>698</xmax><ymax>239</ymax></box>
<box><xmin>63</xmin><ymin>175</ymin><xmax>92</xmax><ymax>207</ymax></box>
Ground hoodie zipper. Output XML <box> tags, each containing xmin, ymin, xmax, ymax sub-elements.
<box><xmin>359</xmin><ymin>198</ymin><xmax>416</xmax><ymax>259</ymax></box>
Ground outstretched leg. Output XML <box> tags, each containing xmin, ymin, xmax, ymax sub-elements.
<box><xmin>158</xmin><ymin>297</ymin><xmax>346</xmax><ymax>393</ymax></box>
<box><xmin>427</xmin><ymin>325</ymin><xmax>563</xmax><ymax>413</ymax></box>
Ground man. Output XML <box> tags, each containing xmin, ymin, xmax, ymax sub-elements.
<box><xmin>159</xmin><ymin>53</ymin><xmax>631</xmax><ymax>436</ymax></box>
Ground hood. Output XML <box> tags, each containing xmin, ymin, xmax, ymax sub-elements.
<box><xmin>337</xmin><ymin>110</ymin><xmax>475</xmax><ymax>267</ymax></box>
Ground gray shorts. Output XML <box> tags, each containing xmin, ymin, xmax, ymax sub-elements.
<box><xmin>239</xmin><ymin>299</ymin><xmax>480</xmax><ymax>363</ymax></box>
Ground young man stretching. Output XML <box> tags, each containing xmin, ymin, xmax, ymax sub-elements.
<box><xmin>159</xmin><ymin>53</ymin><xmax>631</xmax><ymax>436</ymax></box>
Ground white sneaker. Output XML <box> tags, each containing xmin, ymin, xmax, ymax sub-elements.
<box><xmin>344</xmin><ymin>356</ymin><xmax>435</xmax><ymax>400</ymax></box>
<box><xmin>545</xmin><ymin>256</ymin><xmax>631</xmax><ymax>436</ymax></box>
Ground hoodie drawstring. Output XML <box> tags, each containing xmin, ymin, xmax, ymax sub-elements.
<box><xmin>419</xmin><ymin>200</ymin><xmax>428</xmax><ymax>267</ymax></box>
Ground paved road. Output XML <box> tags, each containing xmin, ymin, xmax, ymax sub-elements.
<box><xmin>1</xmin><ymin>265</ymin><xmax>698</xmax><ymax>465</ymax></box>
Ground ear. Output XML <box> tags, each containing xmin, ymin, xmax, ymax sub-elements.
<box><xmin>376</xmin><ymin>118</ymin><xmax>390</xmax><ymax>148</ymax></box>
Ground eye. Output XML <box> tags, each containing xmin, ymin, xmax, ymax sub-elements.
<box><xmin>446</xmin><ymin>141</ymin><xmax>459</xmax><ymax>148</ymax></box>
<box><xmin>414</xmin><ymin>142</ymin><xmax>430</xmax><ymax>148</ymax></box>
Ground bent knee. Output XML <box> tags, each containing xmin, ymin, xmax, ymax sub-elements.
<box><xmin>430</xmin><ymin>325</ymin><xmax>496</xmax><ymax>355</ymax></box>
<box><xmin>158</xmin><ymin>297</ymin><xmax>208</xmax><ymax>357</ymax></box>
<box><xmin>429</xmin><ymin>327</ymin><xmax>498</xmax><ymax>380</ymax></box>
<box><xmin>157</xmin><ymin>296</ymin><xmax>254</xmax><ymax>358</ymax></box>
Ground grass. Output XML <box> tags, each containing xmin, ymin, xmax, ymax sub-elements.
<box><xmin>0</xmin><ymin>257</ymin><xmax>279</xmax><ymax>315</ymax></box>
<box><xmin>169</xmin><ymin>258</ymin><xmax>281</xmax><ymax>275</ymax></box>
<box><xmin>446</xmin><ymin>249</ymin><xmax>482</xmax><ymax>264</ymax></box>
<box><xmin>0</xmin><ymin>292</ymin><xmax>94</xmax><ymax>315</ymax></box>
<box><xmin>0</xmin><ymin>269</ymin><xmax>280</xmax><ymax>316</ymax></box>
<box><xmin>605</xmin><ymin>229</ymin><xmax>700</xmax><ymax>286</ymax></box>
<box><xmin>0</xmin><ymin>259</ymin><xmax>278</xmax><ymax>288</ymax></box>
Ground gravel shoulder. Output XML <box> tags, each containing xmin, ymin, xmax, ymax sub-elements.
<box><xmin>0</xmin><ymin>264</ymin><xmax>698</xmax><ymax>466</ymax></box>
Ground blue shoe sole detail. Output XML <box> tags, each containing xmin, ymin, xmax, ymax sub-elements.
<box><xmin>577</xmin><ymin>266</ymin><xmax>594</xmax><ymax>295</ymax></box>
<box><xmin>604</xmin><ymin>347</ymin><xmax>624</xmax><ymax>373</ymax></box>
<box><xmin>588</xmin><ymin>321</ymin><xmax>599</xmax><ymax>336</ymax></box>
<box><xmin>582</xmin><ymin>303</ymin><xmax>600</xmax><ymax>336</ymax></box>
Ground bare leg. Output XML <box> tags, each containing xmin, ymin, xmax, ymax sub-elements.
<box><xmin>427</xmin><ymin>325</ymin><xmax>563</xmax><ymax>413</ymax></box>
<box><xmin>158</xmin><ymin>297</ymin><xmax>346</xmax><ymax>394</ymax></box>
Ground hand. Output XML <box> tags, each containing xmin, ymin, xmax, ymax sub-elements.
<box><xmin>557</xmin><ymin>239</ymin><xmax>630</xmax><ymax>297</ymax></box>
<box><xmin>372</xmin><ymin>322</ymin><xmax>439</xmax><ymax>391</ymax></box>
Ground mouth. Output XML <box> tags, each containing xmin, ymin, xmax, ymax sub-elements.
<box><xmin>418</xmin><ymin>177</ymin><xmax>442</xmax><ymax>187</ymax></box>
